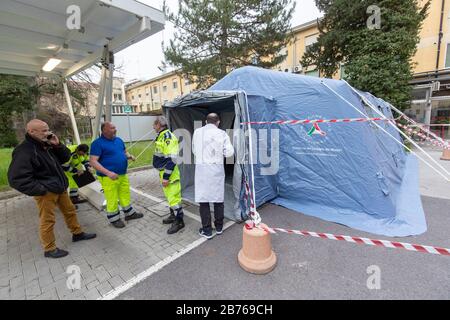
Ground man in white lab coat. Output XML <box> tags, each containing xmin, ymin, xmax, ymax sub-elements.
<box><xmin>192</xmin><ymin>113</ymin><xmax>234</xmax><ymax>239</ymax></box>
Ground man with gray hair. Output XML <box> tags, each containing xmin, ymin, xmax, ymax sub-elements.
<box><xmin>152</xmin><ymin>116</ymin><xmax>185</xmax><ymax>234</ymax></box>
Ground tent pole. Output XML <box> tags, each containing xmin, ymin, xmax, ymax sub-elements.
<box><xmin>63</xmin><ymin>80</ymin><xmax>81</xmax><ymax>145</ymax></box>
<box><xmin>242</xmin><ymin>92</ymin><xmax>262</xmax><ymax>225</ymax></box>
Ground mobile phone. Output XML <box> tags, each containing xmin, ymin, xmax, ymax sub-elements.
<box><xmin>47</xmin><ymin>133</ymin><xmax>54</xmax><ymax>140</ymax></box>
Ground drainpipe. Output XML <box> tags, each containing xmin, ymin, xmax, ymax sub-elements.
<box><xmin>436</xmin><ymin>0</ymin><xmax>445</xmax><ymax>74</ymax></box>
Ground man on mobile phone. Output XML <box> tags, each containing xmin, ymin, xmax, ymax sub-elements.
<box><xmin>7</xmin><ymin>119</ymin><xmax>96</xmax><ymax>259</ymax></box>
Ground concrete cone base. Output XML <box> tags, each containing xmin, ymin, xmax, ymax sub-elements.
<box><xmin>441</xmin><ymin>148</ymin><xmax>450</xmax><ymax>161</ymax></box>
<box><xmin>238</xmin><ymin>223</ymin><xmax>277</xmax><ymax>275</ymax></box>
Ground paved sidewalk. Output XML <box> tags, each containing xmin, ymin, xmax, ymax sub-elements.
<box><xmin>0</xmin><ymin>169</ymin><xmax>204</xmax><ymax>300</ymax></box>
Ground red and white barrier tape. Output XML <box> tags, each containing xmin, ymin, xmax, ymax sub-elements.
<box><xmin>397</xmin><ymin>122</ymin><xmax>450</xmax><ymax>150</ymax></box>
<box><xmin>241</xmin><ymin>117</ymin><xmax>392</xmax><ymax>126</ymax></box>
<box><xmin>251</xmin><ymin>224</ymin><xmax>450</xmax><ymax>256</ymax></box>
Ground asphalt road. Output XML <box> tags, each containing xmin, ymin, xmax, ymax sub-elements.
<box><xmin>117</xmin><ymin>195</ymin><xmax>450</xmax><ymax>300</ymax></box>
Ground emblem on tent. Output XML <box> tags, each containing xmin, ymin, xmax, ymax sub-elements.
<box><xmin>307</xmin><ymin>123</ymin><xmax>326</xmax><ymax>136</ymax></box>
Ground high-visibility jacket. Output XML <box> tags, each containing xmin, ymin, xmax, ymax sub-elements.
<box><xmin>61</xmin><ymin>145</ymin><xmax>90</xmax><ymax>174</ymax></box>
<box><xmin>152</xmin><ymin>129</ymin><xmax>180</xmax><ymax>181</ymax></box>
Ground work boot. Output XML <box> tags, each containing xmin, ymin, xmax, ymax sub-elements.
<box><xmin>44</xmin><ymin>248</ymin><xmax>69</xmax><ymax>259</ymax></box>
<box><xmin>162</xmin><ymin>209</ymin><xmax>176</xmax><ymax>224</ymax></box>
<box><xmin>111</xmin><ymin>219</ymin><xmax>126</xmax><ymax>229</ymax></box>
<box><xmin>70</xmin><ymin>196</ymin><xmax>88</xmax><ymax>204</ymax></box>
<box><xmin>167</xmin><ymin>219</ymin><xmax>185</xmax><ymax>234</ymax></box>
<box><xmin>72</xmin><ymin>232</ymin><xmax>97</xmax><ymax>242</ymax></box>
<box><xmin>125</xmin><ymin>212</ymin><xmax>144</xmax><ymax>221</ymax></box>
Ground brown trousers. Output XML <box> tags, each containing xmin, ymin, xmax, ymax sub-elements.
<box><xmin>34</xmin><ymin>191</ymin><xmax>83</xmax><ymax>252</ymax></box>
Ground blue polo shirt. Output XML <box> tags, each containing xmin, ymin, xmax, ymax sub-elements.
<box><xmin>90</xmin><ymin>135</ymin><xmax>128</xmax><ymax>176</ymax></box>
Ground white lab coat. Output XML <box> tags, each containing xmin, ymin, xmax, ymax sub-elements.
<box><xmin>193</xmin><ymin>124</ymin><xmax>234</xmax><ymax>203</ymax></box>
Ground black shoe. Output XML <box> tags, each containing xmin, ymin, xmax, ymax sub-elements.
<box><xmin>162</xmin><ymin>213</ymin><xmax>176</xmax><ymax>224</ymax></box>
<box><xmin>167</xmin><ymin>220</ymin><xmax>185</xmax><ymax>234</ymax></box>
<box><xmin>111</xmin><ymin>219</ymin><xmax>126</xmax><ymax>228</ymax></box>
<box><xmin>215</xmin><ymin>226</ymin><xmax>223</xmax><ymax>235</ymax></box>
<box><xmin>199</xmin><ymin>228</ymin><xmax>214</xmax><ymax>239</ymax></box>
<box><xmin>72</xmin><ymin>232</ymin><xmax>97</xmax><ymax>242</ymax></box>
<box><xmin>71</xmin><ymin>196</ymin><xmax>88</xmax><ymax>204</ymax></box>
<box><xmin>44</xmin><ymin>248</ymin><xmax>69</xmax><ymax>259</ymax></box>
<box><xmin>125</xmin><ymin>212</ymin><xmax>144</xmax><ymax>221</ymax></box>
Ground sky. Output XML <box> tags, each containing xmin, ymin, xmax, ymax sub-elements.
<box><xmin>114</xmin><ymin>0</ymin><xmax>322</xmax><ymax>82</ymax></box>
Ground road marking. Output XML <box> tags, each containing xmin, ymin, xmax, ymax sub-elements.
<box><xmin>99</xmin><ymin>188</ymin><xmax>235</xmax><ymax>300</ymax></box>
<box><xmin>130</xmin><ymin>187</ymin><xmax>202</xmax><ymax>222</ymax></box>
<box><xmin>100</xmin><ymin>219</ymin><xmax>235</xmax><ymax>300</ymax></box>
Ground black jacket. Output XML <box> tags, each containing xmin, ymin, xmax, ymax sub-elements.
<box><xmin>7</xmin><ymin>134</ymin><xmax>71</xmax><ymax>196</ymax></box>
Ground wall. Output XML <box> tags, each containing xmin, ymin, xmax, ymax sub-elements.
<box><xmin>91</xmin><ymin>115</ymin><xmax>157</xmax><ymax>143</ymax></box>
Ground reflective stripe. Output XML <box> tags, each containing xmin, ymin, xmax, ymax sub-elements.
<box><xmin>122</xmin><ymin>206</ymin><xmax>133</xmax><ymax>213</ymax></box>
<box><xmin>123</xmin><ymin>207</ymin><xmax>136</xmax><ymax>217</ymax></box>
<box><xmin>154</xmin><ymin>152</ymin><xmax>178</xmax><ymax>160</ymax></box>
<box><xmin>170</xmin><ymin>204</ymin><xmax>181</xmax><ymax>210</ymax></box>
<box><xmin>107</xmin><ymin>212</ymin><xmax>120</xmax><ymax>222</ymax></box>
<box><xmin>164</xmin><ymin>169</ymin><xmax>173</xmax><ymax>175</ymax></box>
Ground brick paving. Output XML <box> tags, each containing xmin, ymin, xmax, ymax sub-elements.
<box><xmin>0</xmin><ymin>169</ymin><xmax>204</xmax><ymax>300</ymax></box>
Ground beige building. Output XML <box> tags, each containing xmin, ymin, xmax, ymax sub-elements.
<box><xmin>125</xmin><ymin>71</ymin><xmax>195</xmax><ymax>115</ymax></box>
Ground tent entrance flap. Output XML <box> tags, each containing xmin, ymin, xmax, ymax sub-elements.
<box><xmin>165</xmin><ymin>97</ymin><xmax>239</xmax><ymax>220</ymax></box>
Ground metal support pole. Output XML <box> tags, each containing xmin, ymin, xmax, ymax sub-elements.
<box><xmin>104</xmin><ymin>51</ymin><xmax>114</xmax><ymax>122</ymax></box>
<box><xmin>93</xmin><ymin>46</ymin><xmax>109</xmax><ymax>140</ymax></box>
<box><xmin>424</xmin><ymin>87</ymin><xmax>433</xmax><ymax>136</ymax></box>
<box><xmin>63</xmin><ymin>80</ymin><xmax>81</xmax><ymax>145</ymax></box>
<box><xmin>127</xmin><ymin>112</ymin><xmax>133</xmax><ymax>144</ymax></box>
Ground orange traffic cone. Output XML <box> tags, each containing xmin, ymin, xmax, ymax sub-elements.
<box><xmin>441</xmin><ymin>147</ymin><xmax>450</xmax><ymax>161</ymax></box>
<box><xmin>238</xmin><ymin>223</ymin><xmax>277</xmax><ymax>274</ymax></box>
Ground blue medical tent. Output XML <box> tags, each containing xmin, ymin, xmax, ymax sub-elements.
<box><xmin>163</xmin><ymin>66</ymin><xmax>426</xmax><ymax>237</ymax></box>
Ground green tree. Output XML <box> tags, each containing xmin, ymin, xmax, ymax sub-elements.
<box><xmin>164</xmin><ymin>0</ymin><xmax>295</xmax><ymax>89</ymax></box>
<box><xmin>0</xmin><ymin>75</ymin><xmax>38</xmax><ymax>147</ymax></box>
<box><xmin>301</xmin><ymin>0</ymin><xmax>430</xmax><ymax>110</ymax></box>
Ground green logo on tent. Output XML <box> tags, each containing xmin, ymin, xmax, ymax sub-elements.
<box><xmin>307</xmin><ymin>123</ymin><xmax>326</xmax><ymax>136</ymax></box>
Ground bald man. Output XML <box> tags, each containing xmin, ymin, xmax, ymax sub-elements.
<box><xmin>7</xmin><ymin>119</ymin><xmax>96</xmax><ymax>258</ymax></box>
<box><xmin>90</xmin><ymin>122</ymin><xmax>143</xmax><ymax>228</ymax></box>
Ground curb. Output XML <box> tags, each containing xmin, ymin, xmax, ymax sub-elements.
<box><xmin>0</xmin><ymin>189</ymin><xmax>21</xmax><ymax>201</ymax></box>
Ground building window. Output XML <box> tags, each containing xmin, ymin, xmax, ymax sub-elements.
<box><xmin>173</xmin><ymin>79</ymin><xmax>178</xmax><ymax>89</ymax></box>
<box><xmin>163</xmin><ymin>84</ymin><xmax>167</xmax><ymax>92</ymax></box>
<box><xmin>131</xmin><ymin>95</ymin><xmax>134</xmax><ymax>100</ymax></box>
<box><xmin>138</xmin><ymin>94</ymin><xmax>141</xmax><ymax>98</ymax></box>
<box><xmin>446</xmin><ymin>43</ymin><xmax>450</xmax><ymax>68</ymax></box>
<box><xmin>153</xmin><ymin>86</ymin><xmax>158</xmax><ymax>94</ymax></box>
<box><xmin>305</xmin><ymin>69</ymin><xmax>319</xmax><ymax>77</ymax></box>
<box><xmin>184</xmin><ymin>78</ymin><xmax>190</xmax><ymax>85</ymax></box>
<box><xmin>305</xmin><ymin>33</ymin><xmax>318</xmax><ymax>53</ymax></box>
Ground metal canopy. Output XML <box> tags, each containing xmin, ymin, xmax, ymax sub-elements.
<box><xmin>0</xmin><ymin>0</ymin><xmax>165</xmax><ymax>78</ymax></box>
